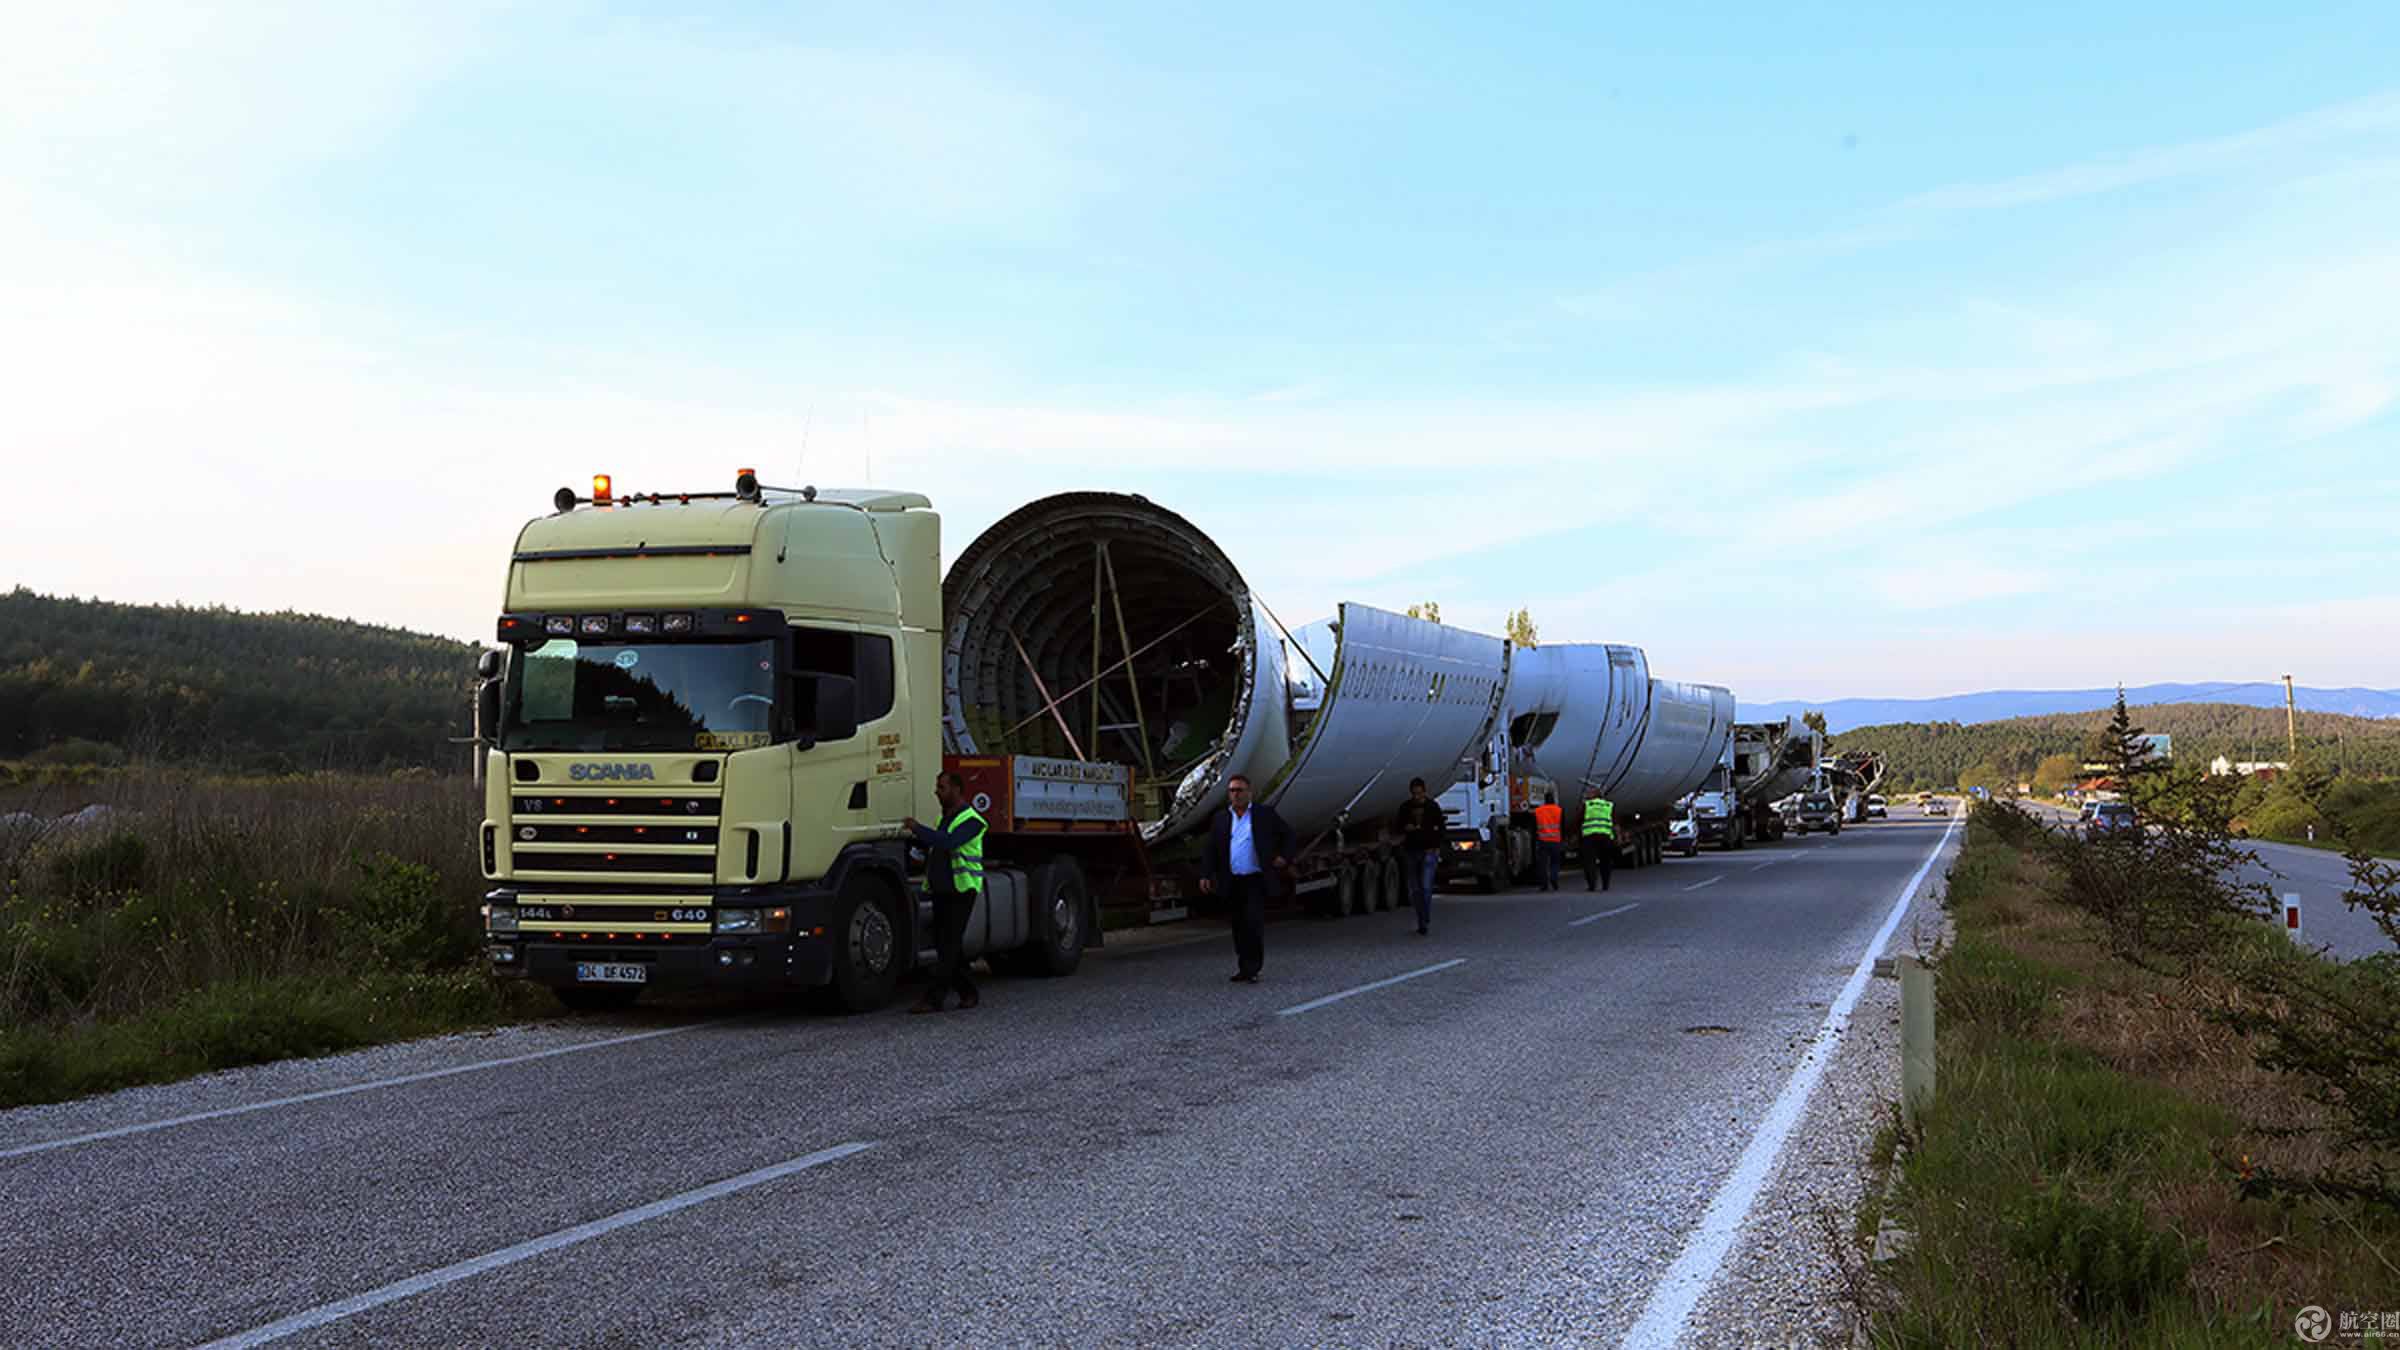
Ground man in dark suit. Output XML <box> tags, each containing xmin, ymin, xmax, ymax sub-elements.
<box><xmin>1199</xmin><ymin>773</ymin><xmax>1294</xmax><ymax>983</ymax></box>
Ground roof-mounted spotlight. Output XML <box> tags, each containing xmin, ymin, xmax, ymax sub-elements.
<box><xmin>801</xmin><ymin>485</ymin><xmax>818</xmax><ymax>502</ymax></box>
<box><xmin>553</xmin><ymin>487</ymin><xmax>576</xmax><ymax>513</ymax></box>
<box><xmin>735</xmin><ymin>469</ymin><xmax>760</xmax><ymax>501</ymax></box>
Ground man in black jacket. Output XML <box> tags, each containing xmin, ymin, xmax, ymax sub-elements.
<box><xmin>1199</xmin><ymin>774</ymin><xmax>1294</xmax><ymax>983</ymax></box>
<box><xmin>1393</xmin><ymin>777</ymin><xmax>1443</xmax><ymax>935</ymax></box>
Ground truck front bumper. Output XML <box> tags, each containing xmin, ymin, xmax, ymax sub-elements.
<box><xmin>1693</xmin><ymin>816</ymin><xmax>1733</xmax><ymax>842</ymax></box>
<box><xmin>483</xmin><ymin>881</ymin><xmax>843</xmax><ymax>994</ymax></box>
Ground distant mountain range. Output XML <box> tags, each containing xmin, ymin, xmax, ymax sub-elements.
<box><xmin>1741</xmin><ymin>683</ymin><xmax>2400</xmax><ymax>735</ymax></box>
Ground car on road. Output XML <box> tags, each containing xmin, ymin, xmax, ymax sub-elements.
<box><xmin>1668</xmin><ymin>814</ymin><xmax>1700</xmax><ymax>857</ymax></box>
<box><xmin>1793</xmin><ymin>793</ymin><xmax>1842</xmax><ymax>835</ymax></box>
<box><xmin>1924</xmin><ymin>799</ymin><xmax>1949</xmax><ymax>816</ymax></box>
<box><xmin>2086</xmin><ymin>802</ymin><xmax>2139</xmax><ymax>838</ymax></box>
<box><xmin>1865</xmin><ymin>794</ymin><xmax>1888</xmax><ymax>819</ymax></box>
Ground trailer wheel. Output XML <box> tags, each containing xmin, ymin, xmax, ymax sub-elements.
<box><xmin>1377</xmin><ymin>852</ymin><xmax>1402</xmax><ymax>912</ymax></box>
<box><xmin>1020</xmin><ymin>856</ymin><xmax>1088</xmax><ymax>977</ymax></box>
<box><xmin>554</xmin><ymin>984</ymin><xmax>641</xmax><ymax>1014</ymax></box>
<box><xmin>1331</xmin><ymin>863</ymin><xmax>1359</xmax><ymax>918</ymax></box>
<box><xmin>819</xmin><ymin>872</ymin><xmax>902</xmax><ymax>1013</ymax></box>
<box><xmin>1358</xmin><ymin>857</ymin><xmax>1384</xmax><ymax>915</ymax></box>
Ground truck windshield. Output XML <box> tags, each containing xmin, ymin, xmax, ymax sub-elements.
<box><xmin>502</xmin><ymin>639</ymin><xmax>778</xmax><ymax>752</ymax></box>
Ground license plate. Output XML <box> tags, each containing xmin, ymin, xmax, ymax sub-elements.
<box><xmin>575</xmin><ymin>962</ymin><xmax>649</xmax><ymax>985</ymax></box>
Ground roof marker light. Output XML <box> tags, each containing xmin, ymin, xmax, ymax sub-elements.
<box><xmin>593</xmin><ymin>474</ymin><xmax>613</xmax><ymax>504</ymax></box>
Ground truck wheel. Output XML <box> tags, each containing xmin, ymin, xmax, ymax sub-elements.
<box><xmin>1020</xmin><ymin>857</ymin><xmax>1088</xmax><ymax>977</ymax></box>
<box><xmin>554</xmin><ymin>984</ymin><xmax>641</xmax><ymax>1013</ymax></box>
<box><xmin>820</xmin><ymin>873</ymin><xmax>902</xmax><ymax>1013</ymax></box>
<box><xmin>1330</xmin><ymin>863</ymin><xmax>1358</xmax><ymax>918</ymax></box>
<box><xmin>1358</xmin><ymin>857</ymin><xmax>1384</xmax><ymax>915</ymax></box>
<box><xmin>1377</xmin><ymin>853</ymin><xmax>1402</xmax><ymax>912</ymax></box>
<box><xmin>1476</xmin><ymin>852</ymin><xmax>1499</xmax><ymax>894</ymax></box>
<box><xmin>1731</xmin><ymin>821</ymin><xmax>1745</xmax><ymax>851</ymax></box>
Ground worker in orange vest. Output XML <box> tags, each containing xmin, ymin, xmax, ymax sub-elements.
<box><xmin>1533</xmin><ymin>791</ymin><xmax>1564</xmax><ymax>892</ymax></box>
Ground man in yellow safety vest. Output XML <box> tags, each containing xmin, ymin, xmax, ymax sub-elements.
<box><xmin>1580</xmin><ymin>787</ymin><xmax>1616</xmax><ymax>893</ymax></box>
<box><xmin>904</xmin><ymin>770</ymin><xmax>986</xmax><ymax>1013</ymax></box>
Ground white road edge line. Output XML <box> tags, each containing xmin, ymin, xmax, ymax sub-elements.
<box><xmin>1276</xmin><ymin>959</ymin><xmax>1466</xmax><ymax>1016</ymax></box>
<box><xmin>198</xmin><ymin>1141</ymin><xmax>874</xmax><ymax>1348</ymax></box>
<box><xmin>1568</xmin><ymin>904</ymin><xmax>1639</xmax><ymax>928</ymax></box>
<box><xmin>1618</xmin><ymin>813</ymin><xmax>1962</xmax><ymax>1350</ymax></box>
<box><xmin>1</xmin><ymin>1021</ymin><xmax>725</xmax><ymax>1161</ymax></box>
<box><xmin>1682</xmin><ymin>875</ymin><xmax>1723</xmax><ymax>892</ymax></box>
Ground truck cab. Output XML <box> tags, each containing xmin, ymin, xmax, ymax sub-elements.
<box><xmin>476</xmin><ymin>474</ymin><xmax>1098</xmax><ymax>1013</ymax></box>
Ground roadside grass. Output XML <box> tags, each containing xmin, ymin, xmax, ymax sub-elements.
<box><xmin>1864</xmin><ymin>817</ymin><xmax>2400</xmax><ymax>1347</ymax></box>
<box><xmin>0</xmin><ymin>771</ymin><xmax>547</xmax><ymax>1109</ymax></box>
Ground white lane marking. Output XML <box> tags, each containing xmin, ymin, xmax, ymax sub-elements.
<box><xmin>1619</xmin><ymin>813</ymin><xmax>1962</xmax><ymax>1350</ymax></box>
<box><xmin>0</xmin><ymin>1022</ymin><xmax>724</xmax><ymax>1161</ymax></box>
<box><xmin>1747</xmin><ymin>857</ymin><xmax>1787</xmax><ymax>871</ymax></box>
<box><xmin>198</xmin><ymin>1141</ymin><xmax>873</xmax><ymax>1348</ymax></box>
<box><xmin>1276</xmin><ymin>959</ymin><xmax>1467</xmax><ymax>1016</ymax></box>
<box><xmin>1568</xmin><ymin>904</ymin><xmax>1639</xmax><ymax>928</ymax></box>
<box><xmin>1682</xmin><ymin>876</ymin><xmax>1723</xmax><ymax>892</ymax></box>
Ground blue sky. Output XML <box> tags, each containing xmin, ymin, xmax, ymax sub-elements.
<box><xmin>4</xmin><ymin>2</ymin><xmax>2396</xmax><ymax>700</ymax></box>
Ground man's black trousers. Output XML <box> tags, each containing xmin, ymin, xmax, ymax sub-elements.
<box><xmin>928</xmin><ymin>890</ymin><xmax>979</xmax><ymax>1002</ymax></box>
<box><xmin>1581</xmin><ymin>836</ymin><xmax>1614</xmax><ymax>892</ymax></box>
<box><xmin>1227</xmin><ymin>873</ymin><xmax>1269</xmax><ymax>977</ymax></box>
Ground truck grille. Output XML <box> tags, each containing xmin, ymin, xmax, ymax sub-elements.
<box><xmin>508</xmin><ymin>787</ymin><xmax>723</xmax><ymax>885</ymax></box>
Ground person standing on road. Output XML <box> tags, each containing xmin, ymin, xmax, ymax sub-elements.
<box><xmin>903</xmin><ymin>771</ymin><xmax>985</xmax><ymax>1014</ymax></box>
<box><xmin>1200</xmin><ymin>774</ymin><xmax>1294</xmax><ymax>983</ymax></box>
<box><xmin>1393</xmin><ymin>777</ymin><xmax>1444</xmax><ymax>936</ymax></box>
<box><xmin>1533</xmin><ymin>792</ymin><xmax>1564</xmax><ymax>892</ymax></box>
<box><xmin>1579</xmin><ymin>787</ymin><xmax>1616</xmax><ymax>893</ymax></box>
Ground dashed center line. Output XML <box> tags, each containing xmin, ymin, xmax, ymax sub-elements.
<box><xmin>0</xmin><ymin>1021</ymin><xmax>729</xmax><ymax>1161</ymax></box>
<box><xmin>1682</xmin><ymin>876</ymin><xmax>1724</xmax><ymax>892</ymax></box>
<box><xmin>1276</xmin><ymin>959</ymin><xmax>1466</xmax><ymax>1016</ymax></box>
<box><xmin>198</xmin><ymin>1141</ymin><xmax>874</xmax><ymax>1348</ymax></box>
<box><xmin>1568</xmin><ymin>903</ymin><xmax>1639</xmax><ymax>928</ymax></box>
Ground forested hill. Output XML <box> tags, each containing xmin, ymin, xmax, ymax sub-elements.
<box><xmin>1849</xmin><ymin>702</ymin><xmax>2400</xmax><ymax>793</ymax></box>
<box><xmin>0</xmin><ymin>588</ymin><xmax>477</xmax><ymax>771</ymax></box>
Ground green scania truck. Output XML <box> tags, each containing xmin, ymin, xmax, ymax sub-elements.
<box><xmin>474</xmin><ymin>472</ymin><xmax>1115</xmax><ymax>1012</ymax></box>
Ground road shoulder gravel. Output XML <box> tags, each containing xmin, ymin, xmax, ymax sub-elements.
<box><xmin>1680</xmin><ymin>823</ymin><xmax>1963</xmax><ymax>1348</ymax></box>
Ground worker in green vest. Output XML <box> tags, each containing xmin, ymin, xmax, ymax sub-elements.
<box><xmin>1579</xmin><ymin>787</ymin><xmax>1616</xmax><ymax>893</ymax></box>
<box><xmin>904</xmin><ymin>770</ymin><xmax>986</xmax><ymax>1013</ymax></box>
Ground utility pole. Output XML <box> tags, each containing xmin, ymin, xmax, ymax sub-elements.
<box><xmin>2283</xmin><ymin>673</ymin><xmax>2298</xmax><ymax>759</ymax></box>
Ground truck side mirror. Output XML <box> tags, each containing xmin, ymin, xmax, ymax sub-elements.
<box><xmin>476</xmin><ymin>648</ymin><xmax>503</xmax><ymax>680</ymax></box>
<box><xmin>475</xmin><ymin>678</ymin><xmax>502</xmax><ymax>743</ymax></box>
<box><xmin>810</xmin><ymin>675</ymin><xmax>858</xmax><ymax>745</ymax></box>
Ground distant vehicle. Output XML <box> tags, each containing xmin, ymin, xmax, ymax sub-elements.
<box><xmin>2086</xmin><ymin>802</ymin><xmax>2138</xmax><ymax>838</ymax></box>
<box><xmin>1668</xmin><ymin>814</ymin><xmax>1700</xmax><ymax>858</ymax></box>
<box><xmin>2076</xmin><ymin>801</ymin><xmax>2099</xmax><ymax>824</ymax></box>
<box><xmin>1794</xmin><ymin>793</ymin><xmax>1842</xmax><ymax>835</ymax></box>
<box><xmin>1924</xmin><ymin>799</ymin><xmax>1949</xmax><ymax>816</ymax></box>
<box><xmin>1865</xmin><ymin>794</ymin><xmax>1887</xmax><ymax>819</ymax></box>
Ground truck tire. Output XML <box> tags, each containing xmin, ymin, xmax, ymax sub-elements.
<box><xmin>1020</xmin><ymin>856</ymin><xmax>1088</xmax><ymax>977</ymax></box>
<box><xmin>554</xmin><ymin>984</ymin><xmax>641</xmax><ymax>1013</ymax></box>
<box><xmin>819</xmin><ymin>873</ymin><xmax>902</xmax><ymax>1013</ymax></box>
<box><xmin>1476</xmin><ymin>851</ymin><xmax>1500</xmax><ymax>894</ymax></box>
<box><xmin>1378</xmin><ymin>852</ymin><xmax>1402</xmax><ymax>912</ymax></box>
<box><xmin>1359</xmin><ymin>857</ymin><xmax>1384</xmax><ymax>915</ymax></box>
<box><xmin>1331</xmin><ymin>863</ymin><xmax>1359</xmax><ymax>918</ymax></box>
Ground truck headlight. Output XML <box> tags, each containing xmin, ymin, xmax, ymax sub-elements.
<box><xmin>486</xmin><ymin>905</ymin><xmax>519</xmax><ymax>933</ymax></box>
<box><xmin>715</xmin><ymin>907</ymin><xmax>762</xmax><ymax>934</ymax></box>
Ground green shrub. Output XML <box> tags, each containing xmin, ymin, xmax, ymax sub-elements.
<box><xmin>2003</xmin><ymin>1184</ymin><xmax>2197</xmax><ymax>1322</ymax></box>
<box><xmin>1937</xmin><ymin>939</ymin><xmax>2068</xmax><ymax>1037</ymax></box>
<box><xmin>45</xmin><ymin>828</ymin><xmax>149</xmax><ymax>899</ymax></box>
<box><xmin>334</xmin><ymin>851</ymin><xmax>475</xmax><ymax>973</ymax></box>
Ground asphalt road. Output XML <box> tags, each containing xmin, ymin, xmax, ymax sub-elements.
<box><xmin>2</xmin><ymin>817</ymin><xmax>1959</xmax><ymax>1349</ymax></box>
<box><xmin>2022</xmin><ymin>801</ymin><xmax>2396</xmax><ymax>961</ymax></box>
